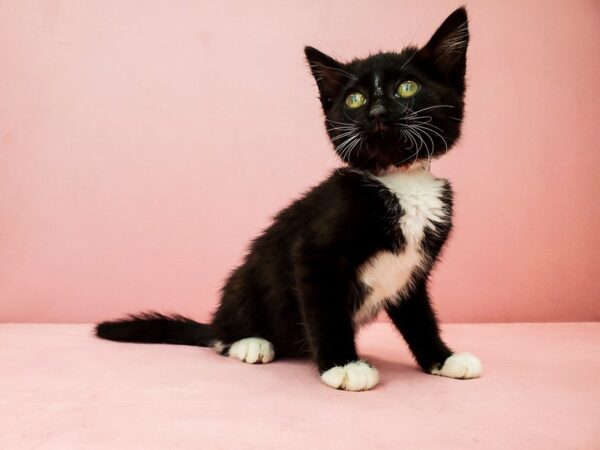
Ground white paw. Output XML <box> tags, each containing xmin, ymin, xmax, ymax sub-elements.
<box><xmin>227</xmin><ymin>338</ymin><xmax>275</xmax><ymax>364</ymax></box>
<box><xmin>431</xmin><ymin>352</ymin><xmax>482</xmax><ymax>379</ymax></box>
<box><xmin>320</xmin><ymin>361</ymin><xmax>379</xmax><ymax>391</ymax></box>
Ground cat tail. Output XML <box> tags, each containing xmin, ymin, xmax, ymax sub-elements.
<box><xmin>95</xmin><ymin>312</ymin><xmax>214</xmax><ymax>347</ymax></box>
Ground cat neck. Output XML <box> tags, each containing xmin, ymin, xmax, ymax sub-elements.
<box><xmin>345</xmin><ymin>161</ymin><xmax>435</xmax><ymax>182</ymax></box>
<box><xmin>378</xmin><ymin>162</ymin><xmax>428</xmax><ymax>176</ymax></box>
<box><xmin>373</xmin><ymin>162</ymin><xmax>440</xmax><ymax>189</ymax></box>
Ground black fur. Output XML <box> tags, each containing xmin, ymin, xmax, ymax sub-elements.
<box><xmin>97</xmin><ymin>7</ymin><xmax>469</xmax><ymax>380</ymax></box>
<box><xmin>96</xmin><ymin>312</ymin><xmax>213</xmax><ymax>346</ymax></box>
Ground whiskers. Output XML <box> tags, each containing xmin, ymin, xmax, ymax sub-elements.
<box><xmin>396</xmin><ymin>104</ymin><xmax>452</xmax><ymax>169</ymax></box>
<box><xmin>326</xmin><ymin>119</ymin><xmax>365</xmax><ymax>163</ymax></box>
<box><xmin>324</xmin><ymin>103</ymin><xmax>454</xmax><ymax>169</ymax></box>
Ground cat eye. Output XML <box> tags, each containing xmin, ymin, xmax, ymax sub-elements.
<box><xmin>345</xmin><ymin>92</ymin><xmax>366</xmax><ymax>109</ymax></box>
<box><xmin>396</xmin><ymin>80</ymin><xmax>420</xmax><ymax>98</ymax></box>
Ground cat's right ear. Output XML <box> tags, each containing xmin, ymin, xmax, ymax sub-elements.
<box><xmin>304</xmin><ymin>46</ymin><xmax>351</xmax><ymax>110</ymax></box>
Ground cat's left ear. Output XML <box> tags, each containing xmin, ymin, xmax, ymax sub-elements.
<box><xmin>305</xmin><ymin>46</ymin><xmax>352</xmax><ymax>111</ymax></box>
<box><xmin>420</xmin><ymin>7</ymin><xmax>469</xmax><ymax>88</ymax></box>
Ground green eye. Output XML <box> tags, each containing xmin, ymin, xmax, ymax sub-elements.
<box><xmin>396</xmin><ymin>80</ymin><xmax>420</xmax><ymax>98</ymax></box>
<box><xmin>345</xmin><ymin>92</ymin><xmax>366</xmax><ymax>109</ymax></box>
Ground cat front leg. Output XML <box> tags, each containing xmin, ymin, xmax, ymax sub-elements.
<box><xmin>300</xmin><ymin>290</ymin><xmax>380</xmax><ymax>391</ymax></box>
<box><xmin>294</xmin><ymin>249</ymin><xmax>379</xmax><ymax>391</ymax></box>
<box><xmin>386</xmin><ymin>278</ymin><xmax>482</xmax><ymax>379</ymax></box>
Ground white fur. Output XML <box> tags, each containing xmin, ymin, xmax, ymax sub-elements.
<box><xmin>431</xmin><ymin>352</ymin><xmax>482</xmax><ymax>379</ymax></box>
<box><xmin>320</xmin><ymin>361</ymin><xmax>379</xmax><ymax>391</ymax></box>
<box><xmin>227</xmin><ymin>338</ymin><xmax>275</xmax><ymax>364</ymax></box>
<box><xmin>355</xmin><ymin>166</ymin><xmax>449</xmax><ymax>325</ymax></box>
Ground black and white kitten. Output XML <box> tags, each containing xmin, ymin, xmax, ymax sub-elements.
<box><xmin>96</xmin><ymin>7</ymin><xmax>482</xmax><ymax>391</ymax></box>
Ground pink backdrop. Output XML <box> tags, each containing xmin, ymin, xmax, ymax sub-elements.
<box><xmin>1</xmin><ymin>0</ymin><xmax>599</xmax><ymax>323</ymax></box>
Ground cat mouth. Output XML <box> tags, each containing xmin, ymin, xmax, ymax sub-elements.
<box><xmin>372</xmin><ymin>122</ymin><xmax>391</xmax><ymax>133</ymax></box>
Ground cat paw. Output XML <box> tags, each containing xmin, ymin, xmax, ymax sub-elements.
<box><xmin>227</xmin><ymin>338</ymin><xmax>275</xmax><ymax>364</ymax></box>
<box><xmin>430</xmin><ymin>352</ymin><xmax>482</xmax><ymax>379</ymax></box>
<box><xmin>320</xmin><ymin>361</ymin><xmax>379</xmax><ymax>391</ymax></box>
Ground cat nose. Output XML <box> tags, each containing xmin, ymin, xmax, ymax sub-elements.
<box><xmin>368</xmin><ymin>104</ymin><xmax>387</xmax><ymax>120</ymax></box>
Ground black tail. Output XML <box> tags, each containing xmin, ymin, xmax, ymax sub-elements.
<box><xmin>95</xmin><ymin>312</ymin><xmax>214</xmax><ymax>347</ymax></box>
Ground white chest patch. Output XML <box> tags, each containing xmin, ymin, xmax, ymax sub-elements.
<box><xmin>354</xmin><ymin>167</ymin><xmax>449</xmax><ymax>325</ymax></box>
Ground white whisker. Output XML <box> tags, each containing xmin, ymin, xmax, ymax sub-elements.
<box><xmin>410</xmin><ymin>124</ymin><xmax>448</xmax><ymax>153</ymax></box>
<box><xmin>405</xmin><ymin>105</ymin><xmax>455</xmax><ymax>116</ymax></box>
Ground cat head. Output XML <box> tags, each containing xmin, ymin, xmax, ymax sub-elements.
<box><xmin>306</xmin><ymin>7</ymin><xmax>469</xmax><ymax>174</ymax></box>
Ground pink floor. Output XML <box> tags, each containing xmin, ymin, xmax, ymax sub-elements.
<box><xmin>2</xmin><ymin>323</ymin><xmax>599</xmax><ymax>449</ymax></box>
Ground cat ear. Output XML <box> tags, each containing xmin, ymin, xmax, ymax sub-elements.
<box><xmin>305</xmin><ymin>46</ymin><xmax>354</xmax><ymax>110</ymax></box>
<box><xmin>420</xmin><ymin>7</ymin><xmax>469</xmax><ymax>87</ymax></box>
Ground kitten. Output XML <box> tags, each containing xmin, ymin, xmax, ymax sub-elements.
<box><xmin>96</xmin><ymin>7</ymin><xmax>482</xmax><ymax>391</ymax></box>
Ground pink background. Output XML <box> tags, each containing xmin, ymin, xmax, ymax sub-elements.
<box><xmin>1</xmin><ymin>0</ymin><xmax>599</xmax><ymax>323</ymax></box>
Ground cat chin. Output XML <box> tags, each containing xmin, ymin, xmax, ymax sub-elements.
<box><xmin>363</xmin><ymin>161</ymin><xmax>427</xmax><ymax>177</ymax></box>
<box><xmin>385</xmin><ymin>161</ymin><xmax>427</xmax><ymax>174</ymax></box>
